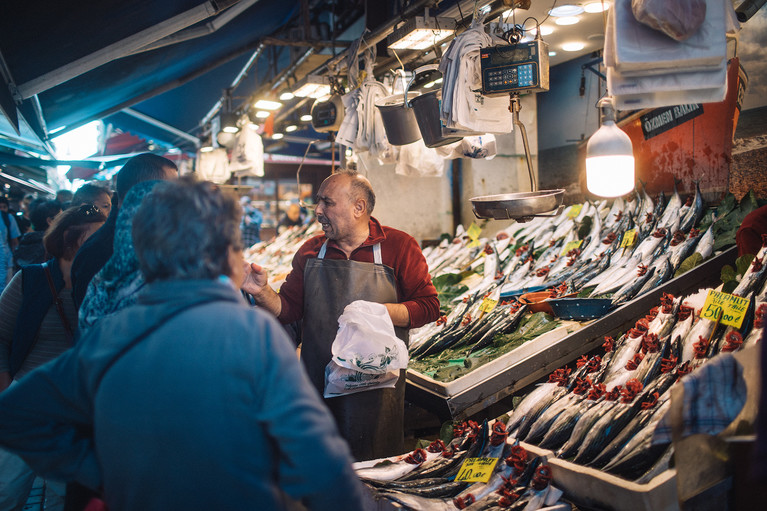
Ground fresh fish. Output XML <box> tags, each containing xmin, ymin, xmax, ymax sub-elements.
<box><xmin>732</xmin><ymin>242</ymin><xmax>767</xmax><ymax>298</ymax></box>
<box><xmin>523</xmin><ymin>393</ymin><xmax>586</xmax><ymax>444</ymax></box>
<box><xmin>611</xmin><ymin>265</ymin><xmax>656</xmax><ymax>306</ymax></box>
<box><xmin>657</xmin><ymin>181</ymin><xmax>682</xmax><ymax>230</ymax></box>
<box><xmin>379</xmin><ymin>491</ymin><xmax>456</xmax><ymax>510</ymax></box>
<box><xmin>556</xmin><ymin>399</ymin><xmax>619</xmax><ymax>459</ymax></box>
<box><xmin>636</xmin><ymin>255</ymin><xmax>674</xmax><ymax>297</ymax></box>
<box><xmin>679</xmin><ymin>181</ymin><xmax>705</xmax><ymax>233</ymax></box>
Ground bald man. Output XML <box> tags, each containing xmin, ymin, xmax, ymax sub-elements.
<box><xmin>243</xmin><ymin>169</ymin><xmax>439</xmax><ymax>460</ymax></box>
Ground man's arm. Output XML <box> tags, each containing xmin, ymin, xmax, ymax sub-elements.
<box><xmin>385</xmin><ymin>303</ymin><xmax>410</xmax><ymax>328</ymax></box>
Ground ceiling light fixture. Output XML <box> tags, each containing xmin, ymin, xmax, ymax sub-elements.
<box><xmin>387</xmin><ymin>10</ymin><xmax>456</xmax><ymax>50</ymax></box>
<box><xmin>220</xmin><ymin>112</ymin><xmax>240</xmax><ymax>134</ymax></box>
<box><xmin>255</xmin><ymin>110</ymin><xmax>271</xmax><ymax>119</ymax></box>
<box><xmin>539</xmin><ymin>25</ymin><xmax>554</xmax><ymax>36</ymax></box>
<box><xmin>584</xmin><ymin>2</ymin><xmax>611</xmax><ymax>13</ymax></box>
<box><xmin>293</xmin><ymin>74</ymin><xmax>332</xmax><ymax>99</ymax></box>
<box><xmin>555</xmin><ymin>16</ymin><xmax>580</xmax><ymax>25</ymax></box>
<box><xmin>272</xmin><ymin>133</ymin><xmax>284</xmax><ymax>140</ymax></box>
<box><xmin>279</xmin><ymin>90</ymin><xmax>295</xmax><ymax>101</ymax></box>
<box><xmin>562</xmin><ymin>42</ymin><xmax>586</xmax><ymax>51</ymax></box>
<box><xmin>285</xmin><ymin>125</ymin><xmax>298</xmax><ymax>133</ymax></box>
<box><xmin>549</xmin><ymin>5</ymin><xmax>585</xmax><ymax>16</ymax></box>
<box><xmin>300</xmin><ymin>114</ymin><xmax>313</xmax><ymax>122</ymax></box>
<box><xmin>586</xmin><ymin>97</ymin><xmax>635</xmax><ymax>198</ymax></box>
<box><xmin>254</xmin><ymin>99</ymin><xmax>282</xmax><ymax>110</ymax></box>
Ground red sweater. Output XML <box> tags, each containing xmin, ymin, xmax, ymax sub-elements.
<box><xmin>277</xmin><ymin>217</ymin><xmax>440</xmax><ymax>328</ymax></box>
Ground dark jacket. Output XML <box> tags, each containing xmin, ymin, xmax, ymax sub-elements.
<box><xmin>13</xmin><ymin>231</ymin><xmax>46</xmax><ymax>271</ymax></box>
<box><xmin>0</xmin><ymin>279</ymin><xmax>370</xmax><ymax>511</ymax></box>
<box><xmin>71</xmin><ymin>205</ymin><xmax>118</xmax><ymax>309</ymax></box>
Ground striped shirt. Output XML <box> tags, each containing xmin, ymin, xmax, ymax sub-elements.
<box><xmin>0</xmin><ymin>270</ymin><xmax>76</xmax><ymax>379</ymax></box>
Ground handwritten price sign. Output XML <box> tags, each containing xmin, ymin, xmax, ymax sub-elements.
<box><xmin>620</xmin><ymin>229</ymin><xmax>637</xmax><ymax>248</ymax></box>
<box><xmin>560</xmin><ymin>240</ymin><xmax>583</xmax><ymax>257</ymax></box>
<box><xmin>700</xmin><ymin>290</ymin><xmax>749</xmax><ymax>329</ymax></box>
<box><xmin>567</xmin><ymin>204</ymin><xmax>583</xmax><ymax>218</ymax></box>
<box><xmin>454</xmin><ymin>457</ymin><xmax>499</xmax><ymax>483</ymax></box>
<box><xmin>479</xmin><ymin>298</ymin><xmax>498</xmax><ymax>313</ymax></box>
<box><xmin>467</xmin><ymin>223</ymin><xmax>482</xmax><ymax>248</ymax></box>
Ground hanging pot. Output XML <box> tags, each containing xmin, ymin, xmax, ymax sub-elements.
<box><xmin>375</xmin><ymin>88</ymin><xmax>422</xmax><ymax>145</ymax></box>
<box><xmin>408</xmin><ymin>64</ymin><xmax>465</xmax><ymax>148</ymax></box>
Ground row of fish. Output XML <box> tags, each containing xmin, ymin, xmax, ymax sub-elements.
<box><xmin>408</xmin><ymin>185</ymin><xmax>755</xmax><ymax>383</ymax></box>
<box><xmin>506</xmin><ymin>237</ymin><xmax>767</xmax><ymax>482</ymax></box>
<box><xmin>357</xmin><ymin>420</ymin><xmax>568</xmax><ymax>510</ymax></box>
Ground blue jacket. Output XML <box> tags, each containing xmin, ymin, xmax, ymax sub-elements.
<box><xmin>0</xmin><ymin>279</ymin><xmax>369</xmax><ymax>510</ymax></box>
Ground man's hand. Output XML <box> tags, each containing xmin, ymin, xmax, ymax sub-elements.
<box><xmin>241</xmin><ymin>261</ymin><xmax>268</xmax><ymax>297</ymax></box>
<box><xmin>240</xmin><ymin>261</ymin><xmax>282</xmax><ymax>317</ymax></box>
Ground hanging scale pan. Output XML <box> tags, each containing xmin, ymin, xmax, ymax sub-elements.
<box><xmin>470</xmin><ymin>189</ymin><xmax>565</xmax><ymax>222</ymax></box>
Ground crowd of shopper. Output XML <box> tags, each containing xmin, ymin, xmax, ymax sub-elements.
<box><xmin>0</xmin><ymin>154</ymin><xmax>381</xmax><ymax>511</ymax></box>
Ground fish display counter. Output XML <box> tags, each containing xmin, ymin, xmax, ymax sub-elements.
<box><xmin>404</xmin><ymin>187</ymin><xmax>760</xmax><ymax>420</ymax></box>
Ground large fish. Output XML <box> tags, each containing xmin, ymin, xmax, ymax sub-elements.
<box><xmin>679</xmin><ymin>181</ymin><xmax>705</xmax><ymax>233</ymax></box>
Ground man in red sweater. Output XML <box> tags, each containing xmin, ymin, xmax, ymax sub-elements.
<box><xmin>243</xmin><ymin>169</ymin><xmax>439</xmax><ymax>460</ymax></box>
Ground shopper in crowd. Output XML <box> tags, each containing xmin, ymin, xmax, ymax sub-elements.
<box><xmin>55</xmin><ymin>190</ymin><xmax>73</xmax><ymax>209</ymax></box>
<box><xmin>78</xmin><ymin>180</ymin><xmax>160</xmax><ymax>334</ymax></box>
<box><xmin>13</xmin><ymin>199</ymin><xmax>63</xmax><ymax>271</ymax></box>
<box><xmin>0</xmin><ymin>204</ymin><xmax>106</xmax><ymax>511</ymax></box>
<box><xmin>277</xmin><ymin>202</ymin><xmax>305</xmax><ymax>234</ymax></box>
<box><xmin>71</xmin><ymin>182</ymin><xmax>113</xmax><ymax>218</ymax></box>
<box><xmin>0</xmin><ymin>196</ymin><xmax>21</xmax><ymax>292</ymax></box>
<box><xmin>70</xmin><ymin>153</ymin><xmax>177</xmax><ymax>309</ymax></box>
<box><xmin>0</xmin><ymin>177</ymin><xmax>371</xmax><ymax>511</ymax></box>
<box><xmin>239</xmin><ymin>195</ymin><xmax>263</xmax><ymax>248</ymax></box>
<box><xmin>14</xmin><ymin>194</ymin><xmax>34</xmax><ymax>234</ymax></box>
<box><xmin>242</xmin><ymin>169</ymin><xmax>440</xmax><ymax>460</ymax></box>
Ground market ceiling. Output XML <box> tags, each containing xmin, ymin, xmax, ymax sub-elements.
<box><xmin>0</xmin><ymin>0</ymin><xmax>611</xmax><ymax>162</ymax></box>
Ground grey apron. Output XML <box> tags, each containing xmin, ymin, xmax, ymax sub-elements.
<box><xmin>302</xmin><ymin>241</ymin><xmax>408</xmax><ymax>461</ymax></box>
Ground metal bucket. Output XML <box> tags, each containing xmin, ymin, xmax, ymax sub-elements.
<box><xmin>375</xmin><ymin>91</ymin><xmax>422</xmax><ymax>146</ymax></box>
<box><xmin>410</xmin><ymin>89</ymin><xmax>464</xmax><ymax>148</ymax></box>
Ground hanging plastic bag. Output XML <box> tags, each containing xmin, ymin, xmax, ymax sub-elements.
<box><xmin>631</xmin><ymin>0</ymin><xmax>707</xmax><ymax>41</ymax></box>
<box><xmin>435</xmin><ymin>135</ymin><xmax>498</xmax><ymax>160</ymax></box>
<box><xmin>324</xmin><ymin>300</ymin><xmax>409</xmax><ymax>398</ymax></box>
<box><xmin>394</xmin><ymin>139</ymin><xmax>445</xmax><ymax>177</ymax></box>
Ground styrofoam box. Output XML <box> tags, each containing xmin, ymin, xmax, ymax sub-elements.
<box><xmin>522</xmin><ymin>442</ymin><xmax>679</xmax><ymax>511</ymax></box>
<box><xmin>407</xmin><ymin>321</ymin><xmax>582</xmax><ymax>397</ymax></box>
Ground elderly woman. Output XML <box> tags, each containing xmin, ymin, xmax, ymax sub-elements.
<box><xmin>0</xmin><ymin>177</ymin><xmax>371</xmax><ymax>511</ymax></box>
<box><xmin>0</xmin><ymin>203</ymin><xmax>106</xmax><ymax>510</ymax></box>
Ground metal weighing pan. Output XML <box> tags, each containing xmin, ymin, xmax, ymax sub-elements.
<box><xmin>471</xmin><ymin>189</ymin><xmax>566</xmax><ymax>221</ymax></box>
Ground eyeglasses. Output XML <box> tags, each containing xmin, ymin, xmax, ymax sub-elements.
<box><xmin>77</xmin><ymin>204</ymin><xmax>101</xmax><ymax>217</ymax></box>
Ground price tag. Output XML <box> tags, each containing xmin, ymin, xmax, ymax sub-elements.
<box><xmin>466</xmin><ymin>223</ymin><xmax>482</xmax><ymax>248</ymax></box>
<box><xmin>620</xmin><ymin>229</ymin><xmax>637</xmax><ymax>248</ymax></box>
<box><xmin>560</xmin><ymin>240</ymin><xmax>583</xmax><ymax>257</ymax></box>
<box><xmin>454</xmin><ymin>457</ymin><xmax>499</xmax><ymax>483</ymax></box>
<box><xmin>479</xmin><ymin>298</ymin><xmax>498</xmax><ymax>313</ymax></box>
<box><xmin>700</xmin><ymin>289</ymin><xmax>749</xmax><ymax>329</ymax></box>
<box><xmin>567</xmin><ymin>204</ymin><xmax>583</xmax><ymax>218</ymax></box>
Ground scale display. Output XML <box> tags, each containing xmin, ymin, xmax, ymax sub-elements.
<box><xmin>480</xmin><ymin>40</ymin><xmax>550</xmax><ymax>95</ymax></box>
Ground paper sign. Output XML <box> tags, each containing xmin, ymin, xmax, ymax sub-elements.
<box><xmin>620</xmin><ymin>229</ymin><xmax>637</xmax><ymax>248</ymax></box>
<box><xmin>466</xmin><ymin>223</ymin><xmax>482</xmax><ymax>248</ymax></box>
<box><xmin>700</xmin><ymin>289</ymin><xmax>749</xmax><ymax>329</ymax></box>
<box><xmin>567</xmin><ymin>204</ymin><xmax>583</xmax><ymax>218</ymax></box>
<box><xmin>479</xmin><ymin>298</ymin><xmax>498</xmax><ymax>313</ymax></box>
<box><xmin>454</xmin><ymin>457</ymin><xmax>499</xmax><ymax>483</ymax></box>
<box><xmin>561</xmin><ymin>240</ymin><xmax>583</xmax><ymax>257</ymax></box>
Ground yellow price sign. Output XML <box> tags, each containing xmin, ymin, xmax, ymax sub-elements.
<box><xmin>567</xmin><ymin>204</ymin><xmax>583</xmax><ymax>218</ymax></box>
<box><xmin>560</xmin><ymin>240</ymin><xmax>583</xmax><ymax>257</ymax></box>
<box><xmin>700</xmin><ymin>289</ymin><xmax>749</xmax><ymax>329</ymax></box>
<box><xmin>620</xmin><ymin>229</ymin><xmax>637</xmax><ymax>248</ymax></box>
<box><xmin>479</xmin><ymin>298</ymin><xmax>498</xmax><ymax>313</ymax></box>
<box><xmin>454</xmin><ymin>457</ymin><xmax>499</xmax><ymax>483</ymax></box>
<box><xmin>467</xmin><ymin>223</ymin><xmax>482</xmax><ymax>241</ymax></box>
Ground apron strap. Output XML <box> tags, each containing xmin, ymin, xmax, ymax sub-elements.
<box><xmin>318</xmin><ymin>241</ymin><xmax>382</xmax><ymax>264</ymax></box>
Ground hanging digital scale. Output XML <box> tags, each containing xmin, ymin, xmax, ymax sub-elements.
<box><xmin>480</xmin><ymin>39</ymin><xmax>550</xmax><ymax>95</ymax></box>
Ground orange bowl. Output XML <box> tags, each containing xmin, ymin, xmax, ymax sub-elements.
<box><xmin>518</xmin><ymin>291</ymin><xmax>556</xmax><ymax>315</ymax></box>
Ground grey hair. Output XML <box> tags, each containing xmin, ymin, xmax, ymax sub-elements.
<box><xmin>132</xmin><ymin>177</ymin><xmax>243</xmax><ymax>282</ymax></box>
<box><xmin>335</xmin><ymin>168</ymin><xmax>375</xmax><ymax>215</ymax></box>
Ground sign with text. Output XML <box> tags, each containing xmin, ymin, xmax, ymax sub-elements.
<box><xmin>454</xmin><ymin>457</ymin><xmax>499</xmax><ymax>483</ymax></box>
<box><xmin>640</xmin><ymin>104</ymin><xmax>704</xmax><ymax>140</ymax></box>
<box><xmin>467</xmin><ymin>223</ymin><xmax>482</xmax><ymax>248</ymax></box>
<box><xmin>479</xmin><ymin>298</ymin><xmax>498</xmax><ymax>313</ymax></box>
<box><xmin>620</xmin><ymin>229</ymin><xmax>637</xmax><ymax>248</ymax></box>
<box><xmin>567</xmin><ymin>204</ymin><xmax>583</xmax><ymax>218</ymax></box>
<box><xmin>700</xmin><ymin>289</ymin><xmax>749</xmax><ymax>329</ymax></box>
<box><xmin>561</xmin><ymin>240</ymin><xmax>583</xmax><ymax>257</ymax></box>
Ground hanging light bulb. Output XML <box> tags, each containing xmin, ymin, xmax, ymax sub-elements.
<box><xmin>586</xmin><ymin>97</ymin><xmax>635</xmax><ymax>197</ymax></box>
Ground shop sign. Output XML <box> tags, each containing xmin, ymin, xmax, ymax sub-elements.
<box><xmin>640</xmin><ymin>104</ymin><xmax>703</xmax><ymax>140</ymax></box>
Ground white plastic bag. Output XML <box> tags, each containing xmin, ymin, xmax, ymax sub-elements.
<box><xmin>394</xmin><ymin>139</ymin><xmax>445</xmax><ymax>177</ymax></box>
<box><xmin>324</xmin><ymin>301</ymin><xmax>409</xmax><ymax>398</ymax></box>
